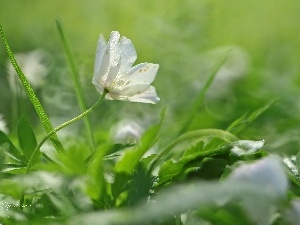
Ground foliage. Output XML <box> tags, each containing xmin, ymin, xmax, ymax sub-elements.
<box><xmin>0</xmin><ymin>2</ymin><xmax>300</xmax><ymax>224</ymax></box>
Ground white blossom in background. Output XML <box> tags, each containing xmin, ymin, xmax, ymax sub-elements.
<box><xmin>110</xmin><ymin>119</ymin><xmax>144</xmax><ymax>144</ymax></box>
<box><xmin>92</xmin><ymin>31</ymin><xmax>160</xmax><ymax>104</ymax></box>
<box><xmin>228</xmin><ymin>156</ymin><xmax>288</xmax><ymax>225</ymax></box>
<box><xmin>196</xmin><ymin>46</ymin><xmax>249</xmax><ymax>99</ymax></box>
<box><xmin>7</xmin><ymin>49</ymin><xmax>50</xmax><ymax>93</ymax></box>
<box><xmin>0</xmin><ymin>114</ymin><xmax>9</xmax><ymax>134</ymax></box>
<box><xmin>229</xmin><ymin>156</ymin><xmax>288</xmax><ymax>197</ymax></box>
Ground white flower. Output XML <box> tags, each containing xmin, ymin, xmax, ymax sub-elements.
<box><xmin>229</xmin><ymin>156</ymin><xmax>288</xmax><ymax>197</ymax></box>
<box><xmin>110</xmin><ymin>119</ymin><xmax>144</xmax><ymax>144</ymax></box>
<box><xmin>0</xmin><ymin>114</ymin><xmax>9</xmax><ymax>134</ymax></box>
<box><xmin>7</xmin><ymin>49</ymin><xmax>50</xmax><ymax>93</ymax></box>
<box><xmin>228</xmin><ymin>156</ymin><xmax>288</xmax><ymax>225</ymax></box>
<box><xmin>92</xmin><ymin>31</ymin><xmax>160</xmax><ymax>104</ymax></box>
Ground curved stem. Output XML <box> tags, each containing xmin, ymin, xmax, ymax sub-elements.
<box><xmin>26</xmin><ymin>90</ymin><xmax>108</xmax><ymax>173</ymax></box>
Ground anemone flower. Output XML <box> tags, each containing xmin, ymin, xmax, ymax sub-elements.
<box><xmin>92</xmin><ymin>31</ymin><xmax>160</xmax><ymax>104</ymax></box>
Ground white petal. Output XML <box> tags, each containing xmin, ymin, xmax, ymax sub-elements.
<box><xmin>96</xmin><ymin>31</ymin><xmax>121</xmax><ymax>84</ymax></box>
<box><xmin>118</xmin><ymin>84</ymin><xmax>150</xmax><ymax>96</ymax></box>
<box><xmin>106</xmin><ymin>86</ymin><xmax>159</xmax><ymax>104</ymax></box>
<box><xmin>125</xmin><ymin>63</ymin><xmax>159</xmax><ymax>85</ymax></box>
<box><xmin>106</xmin><ymin>83</ymin><xmax>149</xmax><ymax>100</ymax></box>
<box><xmin>94</xmin><ymin>34</ymin><xmax>107</xmax><ymax>75</ymax></box>
<box><xmin>93</xmin><ymin>81</ymin><xmax>104</xmax><ymax>94</ymax></box>
<box><xmin>126</xmin><ymin>86</ymin><xmax>160</xmax><ymax>104</ymax></box>
<box><xmin>119</xmin><ymin>36</ymin><xmax>137</xmax><ymax>74</ymax></box>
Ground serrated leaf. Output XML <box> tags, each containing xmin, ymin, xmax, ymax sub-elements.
<box><xmin>127</xmin><ymin>163</ymin><xmax>154</xmax><ymax>206</ymax></box>
<box><xmin>140</xmin><ymin>154</ymin><xmax>157</xmax><ymax>169</ymax></box>
<box><xmin>149</xmin><ymin>129</ymin><xmax>238</xmax><ymax>173</ymax></box>
<box><xmin>17</xmin><ymin>115</ymin><xmax>39</xmax><ymax>164</ymax></box>
<box><xmin>183</xmin><ymin>157</ymin><xmax>228</xmax><ymax>180</ymax></box>
<box><xmin>183</xmin><ymin>141</ymin><xmax>205</xmax><ymax>157</ymax></box>
<box><xmin>158</xmin><ymin>145</ymin><xmax>231</xmax><ymax>185</ymax></box>
<box><xmin>158</xmin><ymin>159</ymin><xmax>186</xmax><ymax>185</ymax></box>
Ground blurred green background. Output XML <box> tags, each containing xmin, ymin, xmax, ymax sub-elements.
<box><xmin>0</xmin><ymin>0</ymin><xmax>300</xmax><ymax>154</ymax></box>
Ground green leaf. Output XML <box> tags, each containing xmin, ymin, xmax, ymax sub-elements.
<box><xmin>127</xmin><ymin>163</ymin><xmax>154</xmax><ymax>206</ymax></box>
<box><xmin>148</xmin><ymin>128</ymin><xmax>238</xmax><ymax>173</ymax></box>
<box><xmin>114</xmin><ymin>109</ymin><xmax>165</xmax><ymax>174</ymax></box>
<box><xmin>2</xmin><ymin>165</ymin><xmax>27</xmax><ymax>174</ymax></box>
<box><xmin>227</xmin><ymin>99</ymin><xmax>278</xmax><ymax>135</ymax></box>
<box><xmin>158</xmin><ymin>159</ymin><xmax>185</xmax><ymax>185</ymax></box>
<box><xmin>86</xmin><ymin>144</ymin><xmax>110</xmax><ymax>200</ymax></box>
<box><xmin>158</xmin><ymin>145</ymin><xmax>231</xmax><ymax>185</ymax></box>
<box><xmin>17</xmin><ymin>115</ymin><xmax>39</xmax><ymax>165</ymax></box>
<box><xmin>140</xmin><ymin>154</ymin><xmax>157</xmax><ymax>169</ymax></box>
<box><xmin>183</xmin><ymin>157</ymin><xmax>228</xmax><ymax>180</ymax></box>
<box><xmin>0</xmin><ymin>25</ymin><xmax>64</xmax><ymax>153</ymax></box>
<box><xmin>69</xmin><ymin>177</ymin><xmax>280</xmax><ymax>225</ymax></box>
<box><xmin>0</xmin><ymin>131</ymin><xmax>25</xmax><ymax>164</ymax></box>
<box><xmin>112</xmin><ymin>172</ymin><xmax>132</xmax><ymax>201</ymax></box>
<box><xmin>183</xmin><ymin>141</ymin><xmax>205</xmax><ymax>157</ymax></box>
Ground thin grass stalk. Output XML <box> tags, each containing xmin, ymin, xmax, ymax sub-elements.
<box><xmin>56</xmin><ymin>19</ymin><xmax>95</xmax><ymax>152</ymax></box>
<box><xmin>0</xmin><ymin>25</ymin><xmax>64</xmax><ymax>153</ymax></box>
<box><xmin>177</xmin><ymin>51</ymin><xmax>232</xmax><ymax>135</ymax></box>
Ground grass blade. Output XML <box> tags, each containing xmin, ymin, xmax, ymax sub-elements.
<box><xmin>178</xmin><ymin>50</ymin><xmax>232</xmax><ymax>135</ymax></box>
<box><xmin>56</xmin><ymin>19</ymin><xmax>95</xmax><ymax>152</ymax></box>
<box><xmin>227</xmin><ymin>99</ymin><xmax>279</xmax><ymax>135</ymax></box>
<box><xmin>0</xmin><ymin>25</ymin><xmax>64</xmax><ymax>153</ymax></box>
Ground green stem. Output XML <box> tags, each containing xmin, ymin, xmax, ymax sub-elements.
<box><xmin>56</xmin><ymin>19</ymin><xmax>96</xmax><ymax>152</ymax></box>
<box><xmin>26</xmin><ymin>90</ymin><xmax>108</xmax><ymax>173</ymax></box>
<box><xmin>19</xmin><ymin>193</ymin><xmax>25</xmax><ymax>209</ymax></box>
<box><xmin>147</xmin><ymin>129</ymin><xmax>238</xmax><ymax>173</ymax></box>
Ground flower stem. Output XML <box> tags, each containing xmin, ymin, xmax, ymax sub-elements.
<box><xmin>26</xmin><ymin>90</ymin><xmax>108</xmax><ymax>173</ymax></box>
